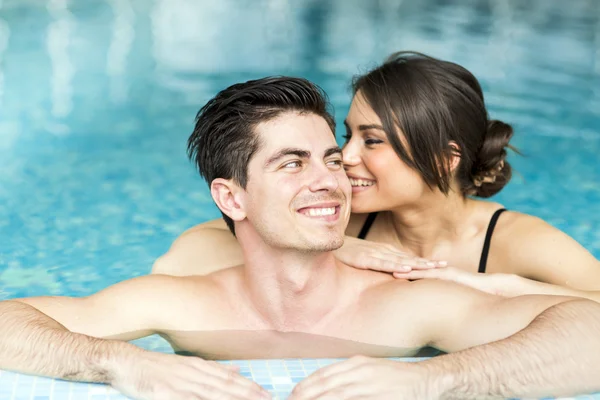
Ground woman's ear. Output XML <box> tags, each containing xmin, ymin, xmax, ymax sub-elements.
<box><xmin>446</xmin><ymin>141</ymin><xmax>462</xmax><ymax>173</ymax></box>
<box><xmin>210</xmin><ymin>178</ymin><xmax>247</xmax><ymax>222</ymax></box>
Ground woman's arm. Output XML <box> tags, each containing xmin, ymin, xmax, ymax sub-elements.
<box><xmin>152</xmin><ymin>219</ymin><xmax>244</xmax><ymax>276</ymax></box>
<box><xmin>392</xmin><ymin>211</ymin><xmax>600</xmax><ymax>301</ymax></box>
<box><xmin>154</xmin><ymin>215</ymin><xmax>444</xmax><ymax>277</ymax></box>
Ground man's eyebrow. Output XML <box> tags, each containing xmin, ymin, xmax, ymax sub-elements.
<box><xmin>324</xmin><ymin>146</ymin><xmax>343</xmax><ymax>158</ymax></box>
<box><xmin>343</xmin><ymin>120</ymin><xmax>385</xmax><ymax>131</ymax></box>
<box><xmin>264</xmin><ymin>148</ymin><xmax>310</xmax><ymax>167</ymax></box>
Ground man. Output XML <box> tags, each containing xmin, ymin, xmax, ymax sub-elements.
<box><xmin>1</xmin><ymin>77</ymin><xmax>599</xmax><ymax>400</ymax></box>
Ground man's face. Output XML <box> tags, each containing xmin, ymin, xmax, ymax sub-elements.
<box><xmin>242</xmin><ymin>111</ymin><xmax>351</xmax><ymax>253</ymax></box>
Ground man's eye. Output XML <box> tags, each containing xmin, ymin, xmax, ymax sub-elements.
<box><xmin>283</xmin><ymin>161</ymin><xmax>302</xmax><ymax>168</ymax></box>
<box><xmin>327</xmin><ymin>159</ymin><xmax>343</xmax><ymax>167</ymax></box>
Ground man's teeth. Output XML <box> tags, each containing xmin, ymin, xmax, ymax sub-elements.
<box><xmin>349</xmin><ymin>178</ymin><xmax>375</xmax><ymax>187</ymax></box>
<box><xmin>306</xmin><ymin>207</ymin><xmax>336</xmax><ymax>217</ymax></box>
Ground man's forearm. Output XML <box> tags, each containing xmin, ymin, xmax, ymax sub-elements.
<box><xmin>427</xmin><ymin>299</ymin><xmax>600</xmax><ymax>399</ymax></box>
<box><xmin>0</xmin><ymin>301</ymin><xmax>140</xmax><ymax>382</ymax></box>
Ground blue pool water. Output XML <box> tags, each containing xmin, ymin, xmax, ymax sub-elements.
<box><xmin>0</xmin><ymin>0</ymin><xmax>599</xmax><ymax>399</ymax></box>
<box><xmin>1</xmin><ymin>0</ymin><xmax>599</xmax><ymax>298</ymax></box>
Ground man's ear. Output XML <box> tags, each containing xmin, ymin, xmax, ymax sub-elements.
<box><xmin>210</xmin><ymin>178</ymin><xmax>247</xmax><ymax>222</ymax></box>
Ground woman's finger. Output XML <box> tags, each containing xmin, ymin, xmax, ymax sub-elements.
<box><xmin>402</xmin><ymin>259</ymin><xmax>447</xmax><ymax>270</ymax></box>
<box><xmin>393</xmin><ymin>269</ymin><xmax>441</xmax><ymax>280</ymax></box>
<box><xmin>355</xmin><ymin>254</ymin><xmax>411</xmax><ymax>272</ymax></box>
<box><xmin>376</xmin><ymin>251</ymin><xmax>446</xmax><ymax>269</ymax></box>
<box><xmin>367</xmin><ymin>255</ymin><xmax>444</xmax><ymax>272</ymax></box>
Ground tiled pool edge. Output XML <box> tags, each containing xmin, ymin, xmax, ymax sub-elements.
<box><xmin>1</xmin><ymin>357</ymin><xmax>599</xmax><ymax>400</ymax></box>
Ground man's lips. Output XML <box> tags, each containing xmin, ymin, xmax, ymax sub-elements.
<box><xmin>296</xmin><ymin>203</ymin><xmax>342</xmax><ymax>220</ymax></box>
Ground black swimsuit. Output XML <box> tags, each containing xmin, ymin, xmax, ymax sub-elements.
<box><xmin>357</xmin><ymin>208</ymin><xmax>508</xmax><ymax>273</ymax></box>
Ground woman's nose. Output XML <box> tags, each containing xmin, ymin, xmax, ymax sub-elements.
<box><xmin>342</xmin><ymin>140</ymin><xmax>360</xmax><ymax>168</ymax></box>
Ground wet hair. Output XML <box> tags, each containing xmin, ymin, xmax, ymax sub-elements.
<box><xmin>187</xmin><ymin>76</ymin><xmax>336</xmax><ymax>235</ymax></box>
<box><xmin>352</xmin><ymin>51</ymin><xmax>516</xmax><ymax>198</ymax></box>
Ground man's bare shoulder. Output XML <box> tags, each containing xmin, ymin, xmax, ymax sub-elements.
<box><xmin>120</xmin><ymin>273</ymin><xmax>223</xmax><ymax>309</ymax></box>
<box><xmin>150</xmin><ymin>267</ymin><xmax>240</xmax><ymax>300</ymax></box>
<box><xmin>353</xmin><ymin>277</ymin><xmax>503</xmax><ymax>350</ymax></box>
<box><xmin>361</xmin><ymin>277</ymin><xmax>498</xmax><ymax>315</ymax></box>
<box><xmin>132</xmin><ymin>270</ymin><xmax>239</xmax><ymax>331</ymax></box>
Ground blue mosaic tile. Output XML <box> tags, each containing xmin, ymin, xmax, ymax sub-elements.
<box><xmin>2</xmin><ymin>359</ymin><xmax>597</xmax><ymax>400</ymax></box>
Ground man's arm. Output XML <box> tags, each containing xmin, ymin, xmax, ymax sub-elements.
<box><xmin>0</xmin><ymin>275</ymin><xmax>268</xmax><ymax>399</ymax></box>
<box><xmin>290</xmin><ymin>282</ymin><xmax>600</xmax><ymax>399</ymax></box>
<box><xmin>422</xmin><ymin>280</ymin><xmax>600</xmax><ymax>398</ymax></box>
<box><xmin>0</xmin><ymin>275</ymin><xmax>169</xmax><ymax>381</ymax></box>
<box><xmin>428</xmin><ymin>298</ymin><xmax>600</xmax><ymax>398</ymax></box>
<box><xmin>0</xmin><ymin>300</ymin><xmax>142</xmax><ymax>382</ymax></box>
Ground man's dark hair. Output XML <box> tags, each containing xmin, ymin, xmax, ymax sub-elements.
<box><xmin>187</xmin><ymin>76</ymin><xmax>336</xmax><ymax>235</ymax></box>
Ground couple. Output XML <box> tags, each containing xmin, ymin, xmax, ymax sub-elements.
<box><xmin>1</xmin><ymin>54</ymin><xmax>599</xmax><ymax>400</ymax></box>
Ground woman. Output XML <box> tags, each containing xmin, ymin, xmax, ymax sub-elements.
<box><xmin>154</xmin><ymin>52</ymin><xmax>600</xmax><ymax>300</ymax></box>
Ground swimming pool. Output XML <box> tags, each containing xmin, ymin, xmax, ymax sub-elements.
<box><xmin>0</xmin><ymin>0</ymin><xmax>599</xmax><ymax>399</ymax></box>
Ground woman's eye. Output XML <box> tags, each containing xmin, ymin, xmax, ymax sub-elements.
<box><xmin>365</xmin><ymin>138</ymin><xmax>384</xmax><ymax>146</ymax></box>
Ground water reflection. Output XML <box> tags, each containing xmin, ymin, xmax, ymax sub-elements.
<box><xmin>106</xmin><ymin>0</ymin><xmax>134</xmax><ymax>103</ymax></box>
<box><xmin>0</xmin><ymin>0</ymin><xmax>8</xmax><ymax>108</ymax></box>
<box><xmin>163</xmin><ymin>329</ymin><xmax>441</xmax><ymax>360</ymax></box>
<box><xmin>46</xmin><ymin>0</ymin><xmax>74</xmax><ymax>121</ymax></box>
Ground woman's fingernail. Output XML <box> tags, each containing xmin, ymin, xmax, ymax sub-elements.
<box><xmin>400</xmin><ymin>265</ymin><xmax>411</xmax><ymax>271</ymax></box>
<box><xmin>438</xmin><ymin>261</ymin><xmax>448</xmax><ymax>266</ymax></box>
<box><xmin>427</xmin><ymin>262</ymin><xmax>436</xmax><ymax>267</ymax></box>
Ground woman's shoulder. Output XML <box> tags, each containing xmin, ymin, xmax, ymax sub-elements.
<box><xmin>491</xmin><ymin>208</ymin><xmax>551</xmax><ymax>238</ymax></box>
<box><xmin>485</xmin><ymin>206</ymin><xmax>597</xmax><ymax>278</ymax></box>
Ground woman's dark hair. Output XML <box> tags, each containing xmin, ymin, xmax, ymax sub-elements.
<box><xmin>352</xmin><ymin>51</ymin><xmax>516</xmax><ymax>198</ymax></box>
<box><xmin>187</xmin><ymin>76</ymin><xmax>336</xmax><ymax>235</ymax></box>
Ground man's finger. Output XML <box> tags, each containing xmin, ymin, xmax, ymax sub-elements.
<box><xmin>193</xmin><ymin>361</ymin><xmax>270</xmax><ymax>398</ymax></box>
<box><xmin>291</xmin><ymin>358</ymin><xmax>365</xmax><ymax>397</ymax></box>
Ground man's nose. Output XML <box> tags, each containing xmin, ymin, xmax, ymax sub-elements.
<box><xmin>307</xmin><ymin>163</ymin><xmax>340</xmax><ymax>193</ymax></box>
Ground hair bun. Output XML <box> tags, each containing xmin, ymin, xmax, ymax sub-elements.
<box><xmin>470</xmin><ymin>120</ymin><xmax>514</xmax><ymax>198</ymax></box>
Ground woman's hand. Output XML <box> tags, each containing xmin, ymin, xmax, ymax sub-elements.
<box><xmin>335</xmin><ymin>236</ymin><xmax>447</xmax><ymax>274</ymax></box>
<box><xmin>392</xmin><ymin>267</ymin><xmax>531</xmax><ymax>297</ymax></box>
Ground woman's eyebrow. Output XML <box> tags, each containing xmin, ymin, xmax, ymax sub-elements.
<box><xmin>343</xmin><ymin>120</ymin><xmax>384</xmax><ymax>131</ymax></box>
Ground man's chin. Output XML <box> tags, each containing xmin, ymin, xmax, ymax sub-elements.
<box><xmin>304</xmin><ymin>236</ymin><xmax>344</xmax><ymax>253</ymax></box>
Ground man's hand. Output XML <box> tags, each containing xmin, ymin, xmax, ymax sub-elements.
<box><xmin>335</xmin><ymin>236</ymin><xmax>447</xmax><ymax>274</ymax></box>
<box><xmin>289</xmin><ymin>356</ymin><xmax>441</xmax><ymax>400</ymax></box>
<box><xmin>113</xmin><ymin>351</ymin><xmax>271</xmax><ymax>400</ymax></box>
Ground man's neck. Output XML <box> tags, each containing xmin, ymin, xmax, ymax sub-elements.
<box><xmin>236</xmin><ymin>230</ymin><xmax>345</xmax><ymax>332</ymax></box>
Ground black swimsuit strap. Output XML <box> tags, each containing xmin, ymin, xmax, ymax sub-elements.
<box><xmin>478</xmin><ymin>208</ymin><xmax>508</xmax><ymax>273</ymax></box>
<box><xmin>357</xmin><ymin>212</ymin><xmax>378</xmax><ymax>240</ymax></box>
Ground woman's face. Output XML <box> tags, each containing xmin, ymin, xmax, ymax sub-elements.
<box><xmin>342</xmin><ymin>92</ymin><xmax>428</xmax><ymax>213</ymax></box>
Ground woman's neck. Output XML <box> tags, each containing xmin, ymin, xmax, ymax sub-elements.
<box><xmin>387</xmin><ymin>191</ymin><xmax>477</xmax><ymax>258</ymax></box>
